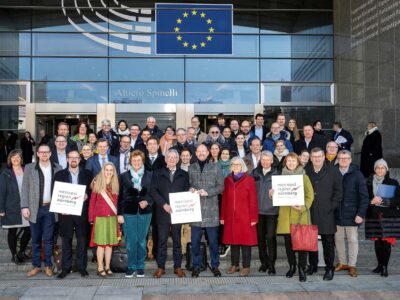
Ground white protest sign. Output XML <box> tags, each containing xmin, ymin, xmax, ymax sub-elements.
<box><xmin>169</xmin><ymin>191</ymin><xmax>202</xmax><ymax>224</ymax></box>
<box><xmin>272</xmin><ymin>175</ymin><xmax>305</xmax><ymax>206</ymax></box>
<box><xmin>50</xmin><ymin>181</ymin><xmax>86</xmax><ymax>216</ymax></box>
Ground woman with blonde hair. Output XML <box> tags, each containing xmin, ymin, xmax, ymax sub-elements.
<box><xmin>88</xmin><ymin>162</ymin><xmax>120</xmax><ymax>277</ymax></box>
<box><xmin>288</xmin><ymin>118</ymin><xmax>301</xmax><ymax>145</ymax></box>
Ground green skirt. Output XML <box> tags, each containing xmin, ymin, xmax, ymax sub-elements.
<box><xmin>90</xmin><ymin>216</ymin><xmax>120</xmax><ymax>247</ymax></box>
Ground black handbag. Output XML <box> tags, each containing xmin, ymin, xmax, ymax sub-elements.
<box><xmin>110</xmin><ymin>249</ymin><xmax>128</xmax><ymax>273</ymax></box>
<box><xmin>185</xmin><ymin>242</ymin><xmax>208</xmax><ymax>271</ymax></box>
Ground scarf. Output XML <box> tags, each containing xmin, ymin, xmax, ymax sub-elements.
<box><xmin>274</xmin><ymin>148</ymin><xmax>289</xmax><ymax>161</ymax></box>
<box><xmin>232</xmin><ymin>172</ymin><xmax>245</xmax><ymax>182</ymax></box>
<box><xmin>218</xmin><ymin>159</ymin><xmax>231</xmax><ymax>178</ymax></box>
<box><xmin>130</xmin><ymin>165</ymin><xmax>144</xmax><ymax>191</ymax></box>
<box><xmin>326</xmin><ymin>153</ymin><xmax>337</xmax><ymax>162</ymax></box>
<box><xmin>281</xmin><ymin>166</ymin><xmax>305</xmax><ymax>176</ymax></box>
<box><xmin>118</xmin><ymin>128</ymin><xmax>130</xmax><ymax>136</ymax></box>
<box><xmin>373</xmin><ymin>174</ymin><xmax>385</xmax><ymax>196</ymax></box>
<box><xmin>366</xmin><ymin>126</ymin><xmax>378</xmax><ymax>136</ymax></box>
<box><xmin>198</xmin><ymin>160</ymin><xmax>207</xmax><ymax>172</ymax></box>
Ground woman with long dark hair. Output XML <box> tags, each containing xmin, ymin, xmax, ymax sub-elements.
<box><xmin>20</xmin><ymin>131</ymin><xmax>35</xmax><ymax>164</ymax></box>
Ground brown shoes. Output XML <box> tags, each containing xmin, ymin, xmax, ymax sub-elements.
<box><xmin>153</xmin><ymin>268</ymin><xmax>166</xmax><ymax>278</ymax></box>
<box><xmin>335</xmin><ymin>263</ymin><xmax>349</xmax><ymax>272</ymax></box>
<box><xmin>348</xmin><ymin>266</ymin><xmax>358</xmax><ymax>277</ymax></box>
<box><xmin>174</xmin><ymin>268</ymin><xmax>186</xmax><ymax>278</ymax></box>
<box><xmin>240</xmin><ymin>268</ymin><xmax>250</xmax><ymax>277</ymax></box>
<box><xmin>27</xmin><ymin>267</ymin><xmax>41</xmax><ymax>277</ymax></box>
<box><xmin>227</xmin><ymin>266</ymin><xmax>240</xmax><ymax>274</ymax></box>
<box><xmin>44</xmin><ymin>266</ymin><xmax>54</xmax><ymax>277</ymax></box>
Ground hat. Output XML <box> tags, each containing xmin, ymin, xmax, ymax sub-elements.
<box><xmin>374</xmin><ymin>159</ymin><xmax>388</xmax><ymax>171</ymax></box>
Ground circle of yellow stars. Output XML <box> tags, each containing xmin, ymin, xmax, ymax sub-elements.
<box><xmin>174</xmin><ymin>9</ymin><xmax>214</xmax><ymax>50</ymax></box>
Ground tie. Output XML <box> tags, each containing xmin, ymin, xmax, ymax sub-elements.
<box><xmin>101</xmin><ymin>157</ymin><xmax>106</xmax><ymax>167</ymax></box>
<box><xmin>150</xmin><ymin>156</ymin><xmax>155</xmax><ymax>165</ymax></box>
<box><xmin>169</xmin><ymin>170</ymin><xmax>174</xmax><ymax>183</ymax></box>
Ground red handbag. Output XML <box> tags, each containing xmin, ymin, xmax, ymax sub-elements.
<box><xmin>290</xmin><ymin>208</ymin><xmax>318</xmax><ymax>252</ymax></box>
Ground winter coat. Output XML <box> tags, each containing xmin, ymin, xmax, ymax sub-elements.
<box><xmin>96</xmin><ymin>129</ymin><xmax>119</xmax><ymax>156</ymax></box>
<box><xmin>251</xmin><ymin>125</ymin><xmax>269</xmax><ymax>143</ymax></box>
<box><xmin>365</xmin><ymin>174</ymin><xmax>400</xmax><ymax>239</ymax></box>
<box><xmin>88</xmin><ymin>190</ymin><xmax>118</xmax><ymax>223</ymax></box>
<box><xmin>276</xmin><ymin>173</ymin><xmax>314</xmax><ymax>234</ymax></box>
<box><xmin>220</xmin><ymin>174</ymin><xmax>258</xmax><ymax>245</ymax></box>
<box><xmin>335</xmin><ymin>164</ymin><xmax>369</xmax><ymax>226</ymax></box>
<box><xmin>332</xmin><ymin>128</ymin><xmax>353</xmax><ymax>151</ymax></box>
<box><xmin>251</xmin><ymin>166</ymin><xmax>279</xmax><ymax>215</ymax></box>
<box><xmin>189</xmin><ymin>161</ymin><xmax>224</xmax><ymax>227</ymax></box>
<box><xmin>0</xmin><ymin>168</ymin><xmax>24</xmax><ymax>226</ymax></box>
<box><xmin>262</xmin><ymin>133</ymin><xmax>293</xmax><ymax>153</ymax></box>
<box><xmin>305</xmin><ymin>162</ymin><xmax>343</xmax><ymax>234</ymax></box>
<box><xmin>20</xmin><ymin>137</ymin><xmax>35</xmax><ymax>164</ymax></box>
<box><xmin>360</xmin><ymin>129</ymin><xmax>383</xmax><ymax>178</ymax></box>
<box><xmin>143</xmin><ymin>125</ymin><xmax>164</xmax><ymax>139</ymax></box>
<box><xmin>294</xmin><ymin>135</ymin><xmax>327</xmax><ymax>155</ymax></box>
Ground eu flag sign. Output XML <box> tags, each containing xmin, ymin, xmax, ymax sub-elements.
<box><xmin>156</xmin><ymin>3</ymin><xmax>233</xmax><ymax>55</ymax></box>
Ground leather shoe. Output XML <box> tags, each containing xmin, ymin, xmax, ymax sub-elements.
<box><xmin>286</xmin><ymin>265</ymin><xmax>296</xmax><ymax>278</ymax></box>
<box><xmin>57</xmin><ymin>270</ymin><xmax>69</xmax><ymax>279</ymax></box>
<box><xmin>348</xmin><ymin>266</ymin><xmax>358</xmax><ymax>277</ymax></box>
<box><xmin>79</xmin><ymin>269</ymin><xmax>89</xmax><ymax>277</ymax></box>
<box><xmin>174</xmin><ymin>268</ymin><xmax>186</xmax><ymax>278</ymax></box>
<box><xmin>323</xmin><ymin>268</ymin><xmax>334</xmax><ymax>281</ymax></box>
<box><xmin>11</xmin><ymin>254</ymin><xmax>22</xmax><ymax>265</ymax></box>
<box><xmin>268</xmin><ymin>266</ymin><xmax>276</xmax><ymax>275</ymax></box>
<box><xmin>27</xmin><ymin>267</ymin><xmax>41</xmax><ymax>277</ymax></box>
<box><xmin>335</xmin><ymin>263</ymin><xmax>349</xmax><ymax>272</ymax></box>
<box><xmin>381</xmin><ymin>266</ymin><xmax>388</xmax><ymax>277</ymax></box>
<box><xmin>240</xmin><ymin>267</ymin><xmax>250</xmax><ymax>277</ymax></box>
<box><xmin>211</xmin><ymin>267</ymin><xmax>222</xmax><ymax>277</ymax></box>
<box><xmin>372</xmin><ymin>264</ymin><xmax>383</xmax><ymax>273</ymax></box>
<box><xmin>191</xmin><ymin>268</ymin><xmax>200</xmax><ymax>278</ymax></box>
<box><xmin>258</xmin><ymin>265</ymin><xmax>267</xmax><ymax>272</ymax></box>
<box><xmin>298</xmin><ymin>267</ymin><xmax>307</xmax><ymax>282</ymax></box>
<box><xmin>227</xmin><ymin>265</ymin><xmax>240</xmax><ymax>274</ymax></box>
<box><xmin>153</xmin><ymin>268</ymin><xmax>165</xmax><ymax>278</ymax></box>
<box><xmin>44</xmin><ymin>266</ymin><xmax>55</xmax><ymax>277</ymax></box>
<box><xmin>306</xmin><ymin>265</ymin><xmax>318</xmax><ymax>275</ymax></box>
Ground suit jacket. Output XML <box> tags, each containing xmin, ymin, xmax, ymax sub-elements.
<box><xmin>53</xmin><ymin>168</ymin><xmax>93</xmax><ymax>238</ymax></box>
<box><xmin>144</xmin><ymin>153</ymin><xmax>166</xmax><ymax>172</ymax></box>
<box><xmin>48</xmin><ymin>137</ymin><xmax>78</xmax><ymax>154</ymax></box>
<box><xmin>251</xmin><ymin>125</ymin><xmax>269</xmax><ymax>142</ymax></box>
<box><xmin>50</xmin><ymin>148</ymin><xmax>67</xmax><ymax>168</ymax></box>
<box><xmin>332</xmin><ymin>128</ymin><xmax>354</xmax><ymax>151</ymax></box>
<box><xmin>294</xmin><ymin>135</ymin><xmax>327</xmax><ymax>155</ymax></box>
<box><xmin>189</xmin><ymin>161</ymin><xmax>224</xmax><ymax>227</ymax></box>
<box><xmin>96</xmin><ymin>129</ymin><xmax>119</xmax><ymax>156</ymax></box>
<box><xmin>85</xmin><ymin>154</ymin><xmax>120</xmax><ymax>177</ymax></box>
<box><xmin>150</xmin><ymin>167</ymin><xmax>189</xmax><ymax>224</ymax></box>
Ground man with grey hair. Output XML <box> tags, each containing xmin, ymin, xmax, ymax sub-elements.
<box><xmin>150</xmin><ymin>149</ymin><xmax>189</xmax><ymax>278</ymax></box>
<box><xmin>334</xmin><ymin>150</ymin><xmax>369</xmax><ymax>277</ymax></box>
<box><xmin>186</xmin><ymin>127</ymin><xmax>199</xmax><ymax>147</ymax></box>
<box><xmin>143</xmin><ymin>116</ymin><xmax>163</xmax><ymax>139</ymax></box>
<box><xmin>96</xmin><ymin>118</ymin><xmax>119</xmax><ymax>156</ymax></box>
<box><xmin>189</xmin><ymin>144</ymin><xmax>224</xmax><ymax>277</ymax></box>
<box><xmin>171</xmin><ymin>128</ymin><xmax>195</xmax><ymax>157</ymax></box>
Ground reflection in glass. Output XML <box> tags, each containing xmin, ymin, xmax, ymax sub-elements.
<box><xmin>0</xmin><ymin>57</ymin><xmax>30</xmax><ymax>80</ymax></box>
<box><xmin>233</xmin><ymin>11</ymin><xmax>258</xmax><ymax>33</ymax></box>
<box><xmin>233</xmin><ymin>35</ymin><xmax>259</xmax><ymax>57</ymax></box>
<box><xmin>0</xmin><ymin>83</ymin><xmax>28</xmax><ymax>102</ymax></box>
<box><xmin>0</xmin><ymin>33</ymin><xmax>31</xmax><ymax>56</ymax></box>
<box><xmin>0</xmin><ymin>9</ymin><xmax>31</xmax><ymax>31</ymax></box>
<box><xmin>186</xmin><ymin>83</ymin><xmax>259</xmax><ymax>104</ymax></box>
<box><xmin>32</xmin><ymin>82</ymin><xmax>108</xmax><ymax>103</ymax></box>
<box><xmin>263</xmin><ymin>84</ymin><xmax>332</xmax><ymax>103</ymax></box>
<box><xmin>110</xmin><ymin>58</ymin><xmax>183</xmax><ymax>81</ymax></box>
<box><xmin>33</xmin><ymin>33</ymin><xmax>109</xmax><ymax>56</ymax></box>
<box><xmin>261</xmin><ymin>59</ymin><xmax>333</xmax><ymax>82</ymax></box>
<box><xmin>33</xmin><ymin>58</ymin><xmax>108</xmax><ymax>81</ymax></box>
<box><xmin>110</xmin><ymin>82</ymin><xmax>184</xmax><ymax>103</ymax></box>
<box><xmin>186</xmin><ymin>59</ymin><xmax>258</xmax><ymax>81</ymax></box>
<box><xmin>0</xmin><ymin>106</ymin><xmax>20</xmax><ymax>130</ymax></box>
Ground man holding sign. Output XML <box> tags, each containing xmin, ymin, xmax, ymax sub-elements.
<box><xmin>53</xmin><ymin>150</ymin><xmax>92</xmax><ymax>279</ymax></box>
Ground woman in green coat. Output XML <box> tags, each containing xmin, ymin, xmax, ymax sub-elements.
<box><xmin>276</xmin><ymin>152</ymin><xmax>314</xmax><ymax>282</ymax></box>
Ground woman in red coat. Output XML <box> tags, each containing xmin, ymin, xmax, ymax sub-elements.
<box><xmin>220</xmin><ymin>156</ymin><xmax>258</xmax><ymax>277</ymax></box>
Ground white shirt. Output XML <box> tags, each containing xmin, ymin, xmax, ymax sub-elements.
<box><xmin>305</xmin><ymin>138</ymin><xmax>312</xmax><ymax>148</ymax></box>
<box><xmin>254</xmin><ymin>126</ymin><xmax>263</xmax><ymax>139</ymax></box>
<box><xmin>40</xmin><ymin>163</ymin><xmax>52</xmax><ymax>203</ymax></box>
<box><xmin>251</xmin><ymin>154</ymin><xmax>260</xmax><ymax>169</ymax></box>
<box><xmin>130</xmin><ymin>138</ymin><xmax>137</xmax><ymax>149</ymax></box>
<box><xmin>119</xmin><ymin>151</ymin><xmax>129</xmax><ymax>173</ymax></box>
<box><xmin>238</xmin><ymin>148</ymin><xmax>245</xmax><ymax>158</ymax></box>
<box><xmin>57</xmin><ymin>151</ymin><xmax>67</xmax><ymax>169</ymax></box>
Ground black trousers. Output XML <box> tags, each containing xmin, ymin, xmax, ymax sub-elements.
<box><xmin>375</xmin><ymin>239</ymin><xmax>392</xmax><ymax>266</ymax></box>
<box><xmin>61</xmin><ymin>223</ymin><xmax>88</xmax><ymax>272</ymax></box>
<box><xmin>283</xmin><ymin>234</ymin><xmax>307</xmax><ymax>268</ymax></box>
<box><xmin>7</xmin><ymin>227</ymin><xmax>31</xmax><ymax>256</ymax></box>
<box><xmin>231</xmin><ymin>245</ymin><xmax>252</xmax><ymax>268</ymax></box>
<box><xmin>308</xmin><ymin>234</ymin><xmax>335</xmax><ymax>269</ymax></box>
<box><xmin>157</xmin><ymin>223</ymin><xmax>182</xmax><ymax>269</ymax></box>
<box><xmin>257</xmin><ymin>214</ymin><xmax>277</xmax><ymax>268</ymax></box>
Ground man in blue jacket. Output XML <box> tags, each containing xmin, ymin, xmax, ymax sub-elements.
<box><xmin>334</xmin><ymin>150</ymin><xmax>369</xmax><ymax>277</ymax></box>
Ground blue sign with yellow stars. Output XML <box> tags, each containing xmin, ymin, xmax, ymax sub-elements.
<box><xmin>156</xmin><ymin>3</ymin><xmax>233</xmax><ymax>55</ymax></box>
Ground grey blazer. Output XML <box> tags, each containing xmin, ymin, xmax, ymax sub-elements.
<box><xmin>20</xmin><ymin>162</ymin><xmax>62</xmax><ymax>223</ymax></box>
<box><xmin>189</xmin><ymin>162</ymin><xmax>224</xmax><ymax>227</ymax></box>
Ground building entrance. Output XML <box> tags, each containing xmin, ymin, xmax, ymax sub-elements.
<box><xmin>36</xmin><ymin>114</ymin><xmax>97</xmax><ymax>138</ymax></box>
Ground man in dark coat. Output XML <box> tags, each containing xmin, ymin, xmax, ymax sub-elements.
<box><xmin>96</xmin><ymin>118</ymin><xmax>119</xmax><ymax>156</ymax></box>
<box><xmin>150</xmin><ymin>149</ymin><xmax>189</xmax><ymax>278</ymax></box>
<box><xmin>332</xmin><ymin>122</ymin><xmax>354</xmax><ymax>151</ymax></box>
<box><xmin>294</xmin><ymin>125</ymin><xmax>326</xmax><ymax>155</ymax></box>
<box><xmin>48</xmin><ymin>122</ymin><xmax>78</xmax><ymax>154</ymax></box>
<box><xmin>54</xmin><ymin>150</ymin><xmax>92</xmax><ymax>278</ymax></box>
<box><xmin>334</xmin><ymin>150</ymin><xmax>369</xmax><ymax>277</ymax></box>
<box><xmin>360</xmin><ymin>122</ymin><xmax>383</xmax><ymax>178</ymax></box>
<box><xmin>251</xmin><ymin>113</ymin><xmax>269</xmax><ymax>143</ymax></box>
<box><xmin>144</xmin><ymin>137</ymin><xmax>166</xmax><ymax>172</ymax></box>
<box><xmin>143</xmin><ymin>116</ymin><xmax>164</xmax><ymax>139</ymax></box>
<box><xmin>305</xmin><ymin>147</ymin><xmax>343</xmax><ymax>281</ymax></box>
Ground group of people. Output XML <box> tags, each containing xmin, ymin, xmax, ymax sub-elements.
<box><xmin>0</xmin><ymin>113</ymin><xmax>398</xmax><ymax>283</ymax></box>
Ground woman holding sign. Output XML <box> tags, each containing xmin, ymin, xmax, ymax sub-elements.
<box><xmin>220</xmin><ymin>157</ymin><xmax>258</xmax><ymax>277</ymax></box>
<box><xmin>89</xmin><ymin>162</ymin><xmax>120</xmax><ymax>277</ymax></box>
<box><xmin>365</xmin><ymin>159</ymin><xmax>400</xmax><ymax>277</ymax></box>
<box><xmin>276</xmin><ymin>153</ymin><xmax>314</xmax><ymax>282</ymax></box>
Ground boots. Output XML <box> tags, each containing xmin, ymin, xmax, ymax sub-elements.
<box><xmin>323</xmin><ymin>267</ymin><xmax>334</xmax><ymax>281</ymax></box>
<box><xmin>286</xmin><ymin>265</ymin><xmax>296</xmax><ymax>278</ymax></box>
<box><xmin>298</xmin><ymin>266</ymin><xmax>306</xmax><ymax>282</ymax></box>
<box><xmin>372</xmin><ymin>264</ymin><xmax>383</xmax><ymax>273</ymax></box>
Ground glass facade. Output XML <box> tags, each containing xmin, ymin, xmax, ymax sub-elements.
<box><xmin>0</xmin><ymin>0</ymin><xmax>333</xmax><ymax>105</ymax></box>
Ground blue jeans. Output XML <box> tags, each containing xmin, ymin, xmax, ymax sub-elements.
<box><xmin>191</xmin><ymin>226</ymin><xmax>219</xmax><ymax>269</ymax></box>
<box><xmin>123</xmin><ymin>213</ymin><xmax>152</xmax><ymax>271</ymax></box>
<box><xmin>30</xmin><ymin>206</ymin><xmax>56</xmax><ymax>267</ymax></box>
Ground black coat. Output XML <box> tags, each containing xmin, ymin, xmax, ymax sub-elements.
<box><xmin>335</xmin><ymin>164</ymin><xmax>369</xmax><ymax>226</ymax></box>
<box><xmin>0</xmin><ymin>168</ymin><xmax>24</xmax><ymax>226</ymax></box>
<box><xmin>144</xmin><ymin>153</ymin><xmax>166</xmax><ymax>172</ymax></box>
<box><xmin>305</xmin><ymin>162</ymin><xmax>343</xmax><ymax>234</ymax></box>
<box><xmin>365</xmin><ymin>174</ymin><xmax>400</xmax><ymax>238</ymax></box>
<box><xmin>20</xmin><ymin>137</ymin><xmax>35</xmax><ymax>165</ymax></box>
<box><xmin>53</xmin><ymin>168</ymin><xmax>93</xmax><ymax>238</ymax></box>
<box><xmin>294</xmin><ymin>135</ymin><xmax>327</xmax><ymax>155</ymax></box>
<box><xmin>118</xmin><ymin>170</ymin><xmax>153</xmax><ymax>215</ymax></box>
<box><xmin>96</xmin><ymin>129</ymin><xmax>119</xmax><ymax>156</ymax></box>
<box><xmin>360</xmin><ymin>130</ymin><xmax>383</xmax><ymax>178</ymax></box>
<box><xmin>143</xmin><ymin>125</ymin><xmax>164</xmax><ymax>139</ymax></box>
<box><xmin>48</xmin><ymin>137</ymin><xmax>78</xmax><ymax>154</ymax></box>
<box><xmin>251</xmin><ymin>125</ymin><xmax>269</xmax><ymax>143</ymax></box>
<box><xmin>332</xmin><ymin>128</ymin><xmax>354</xmax><ymax>151</ymax></box>
<box><xmin>150</xmin><ymin>167</ymin><xmax>189</xmax><ymax>224</ymax></box>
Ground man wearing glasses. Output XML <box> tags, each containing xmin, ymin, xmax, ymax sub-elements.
<box><xmin>48</xmin><ymin>122</ymin><xmax>78</xmax><ymax>153</ymax></box>
<box><xmin>305</xmin><ymin>147</ymin><xmax>343</xmax><ymax>281</ymax></box>
<box><xmin>54</xmin><ymin>150</ymin><xmax>93</xmax><ymax>279</ymax></box>
<box><xmin>51</xmin><ymin>135</ymin><xmax>68</xmax><ymax>169</ymax></box>
<box><xmin>21</xmin><ymin>144</ymin><xmax>63</xmax><ymax>277</ymax></box>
